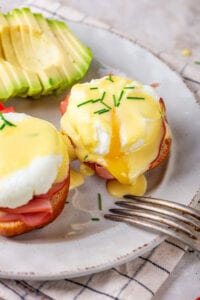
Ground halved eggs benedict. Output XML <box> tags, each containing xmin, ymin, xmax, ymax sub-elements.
<box><xmin>0</xmin><ymin>111</ymin><xmax>70</xmax><ymax>236</ymax></box>
<box><xmin>60</xmin><ymin>75</ymin><xmax>171</xmax><ymax>197</ymax></box>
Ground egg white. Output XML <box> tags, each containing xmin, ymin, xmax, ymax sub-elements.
<box><xmin>0</xmin><ymin>155</ymin><xmax>63</xmax><ymax>208</ymax></box>
<box><xmin>0</xmin><ymin>113</ymin><xmax>65</xmax><ymax>209</ymax></box>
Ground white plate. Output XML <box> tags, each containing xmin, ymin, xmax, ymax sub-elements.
<box><xmin>2</xmin><ymin>21</ymin><xmax>200</xmax><ymax>280</ymax></box>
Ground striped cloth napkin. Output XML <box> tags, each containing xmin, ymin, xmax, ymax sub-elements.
<box><xmin>0</xmin><ymin>0</ymin><xmax>198</xmax><ymax>299</ymax></box>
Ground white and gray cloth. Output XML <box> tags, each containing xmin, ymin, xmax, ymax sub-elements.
<box><xmin>0</xmin><ymin>239</ymin><xmax>188</xmax><ymax>300</ymax></box>
<box><xmin>0</xmin><ymin>0</ymin><xmax>199</xmax><ymax>299</ymax></box>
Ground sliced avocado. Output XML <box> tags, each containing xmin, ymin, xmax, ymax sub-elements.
<box><xmin>0</xmin><ymin>8</ymin><xmax>92</xmax><ymax>100</ymax></box>
<box><xmin>0</xmin><ymin>14</ymin><xmax>29</xmax><ymax>100</ymax></box>
<box><xmin>6</xmin><ymin>11</ymin><xmax>45</xmax><ymax>97</ymax></box>
<box><xmin>0</xmin><ymin>60</ymin><xmax>14</xmax><ymax>100</ymax></box>
<box><xmin>47</xmin><ymin>19</ymin><xmax>92</xmax><ymax>84</ymax></box>
<box><xmin>10</xmin><ymin>8</ymin><xmax>64</xmax><ymax>96</ymax></box>
<box><xmin>0</xmin><ymin>59</ymin><xmax>29</xmax><ymax>100</ymax></box>
<box><xmin>4</xmin><ymin>12</ymin><xmax>43</xmax><ymax>98</ymax></box>
<box><xmin>33</xmin><ymin>12</ymin><xmax>71</xmax><ymax>92</ymax></box>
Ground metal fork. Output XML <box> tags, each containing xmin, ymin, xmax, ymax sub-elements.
<box><xmin>104</xmin><ymin>194</ymin><xmax>200</xmax><ymax>251</ymax></box>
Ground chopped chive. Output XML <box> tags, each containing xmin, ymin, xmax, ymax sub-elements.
<box><xmin>97</xmin><ymin>193</ymin><xmax>102</xmax><ymax>211</ymax></box>
<box><xmin>117</xmin><ymin>90</ymin><xmax>124</xmax><ymax>106</ymax></box>
<box><xmin>94</xmin><ymin>108</ymin><xmax>110</xmax><ymax>114</ymax></box>
<box><xmin>113</xmin><ymin>94</ymin><xmax>117</xmax><ymax>107</ymax></box>
<box><xmin>91</xmin><ymin>217</ymin><xmax>100</xmax><ymax>221</ymax></box>
<box><xmin>84</xmin><ymin>154</ymin><xmax>88</xmax><ymax>160</ymax></box>
<box><xmin>194</xmin><ymin>61</ymin><xmax>200</xmax><ymax>65</ymax></box>
<box><xmin>106</xmin><ymin>74</ymin><xmax>114</xmax><ymax>82</ymax></box>
<box><xmin>0</xmin><ymin>114</ymin><xmax>16</xmax><ymax>127</ymax></box>
<box><xmin>77</xmin><ymin>99</ymin><xmax>93</xmax><ymax>107</ymax></box>
<box><xmin>90</xmin><ymin>87</ymin><xmax>98</xmax><ymax>90</ymax></box>
<box><xmin>100</xmin><ymin>91</ymin><xmax>106</xmax><ymax>101</ymax></box>
<box><xmin>101</xmin><ymin>102</ymin><xmax>111</xmax><ymax>109</ymax></box>
<box><xmin>123</xmin><ymin>86</ymin><xmax>135</xmax><ymax>89</ymax></box>
<box><xmin>0</xmin><ymin>123</ymin><xmax>5</xmax><ymax>130</ymax></box>
<box><xmin>92</xmin><ymin>98</ymin><xmax>101</xmax><ymax>103</ymax></box>
<box><xmin>0</xmin><ymin>113</ymin><xmax>16</xmax><ymax>130</ymax></box>
<box><xmin>126</xmin><ymin>96</ymin><xmax>145</xmax><ymax>100</ymax></box>
<box><xmin>65</xmin><ymin>201</ymin><xmax>70</xmax><ymax>204</ymax></box>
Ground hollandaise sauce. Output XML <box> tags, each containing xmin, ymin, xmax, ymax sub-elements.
<box><xmin>107</xmin><ymin>175</ymin><xmax>147</xmax><ymax>198</ymax></box>
<box><xmin>69</xmin><ymin>169</ymin><xmax>84</xmax><ymax>190</ymax></box>
<box><xmin>0</xmin><ymin>113</ymin><xmax>68</xmax><ymax>182</ymax></box>
<box><xmin>61</xmin><ymin>75</ymin><xmax>170</xmax><ymax>198</ymax></box>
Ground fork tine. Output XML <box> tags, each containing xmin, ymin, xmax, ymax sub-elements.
<box><xmin>124</xmin><ymin>195</ymin><xmax>200</xmax><ymax>220</ymax></box>
<box><xmin>115</xmin><ymin>200</ymin><xmax>200</xmax><ymax>231</ymax></box>
<box><xmin>104</xmin><ymin>214</ymin><xmax>200</xmax><ymax>251</ymax></box>
<box><xmin>109</xmin><ymin>208</ymin><xmax>197</xmax><ymax>238</ymax></box>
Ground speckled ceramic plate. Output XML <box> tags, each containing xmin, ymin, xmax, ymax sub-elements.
<box><xmin>1</xmin><ymin>21</ymin><xmax>200</xmax><ymax>280</ymax></box>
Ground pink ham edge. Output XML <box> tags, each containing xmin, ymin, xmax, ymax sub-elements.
<box><xmin>0</xmin><ymin>178</ymin><xmax>68</xmax><ymax>227</ymax></box>
<box><xmin>0</xmin><ymin>212</ymin><xmax>51</xmax><ymax>227</ymax></box>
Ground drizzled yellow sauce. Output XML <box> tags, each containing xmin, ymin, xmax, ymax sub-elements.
<box><xmin>69</xmin><ymin>163</ymin><xmax>95</xmax><ymax>190</ymax></box>
<box><xmin>107</xmin><ymin>175</ymin><xmax>147</xmax><ymax>198</ymax></box>
<box><xmin>80</xmin><ymin>164</ymin><xmax>94</xmax><ymax>176</ymax></box>
<box><xmin>105</xmin><ymin>108</ymin><xmax>129</xmax><ymax>184</ymax></box>
<box><xmin>69</xmin><ymin>169</ymin><xmax>84</xmax><ymax>190</ymax></box>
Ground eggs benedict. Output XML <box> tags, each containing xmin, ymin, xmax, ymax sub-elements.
<box><xmin>60</xmin><ymin>75</ymin><xmax>171</xmax><ymax>197</ymax></box>
<box><xmin>0</xmin><ymin>112</ymin><xmax>70</xmax><ymax>236</ymax></box>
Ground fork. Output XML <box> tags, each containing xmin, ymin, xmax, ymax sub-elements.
<box><xmin>104</xmin><ymin>194</ymin><xmax>200</xmax><ymax>251</ymax></box>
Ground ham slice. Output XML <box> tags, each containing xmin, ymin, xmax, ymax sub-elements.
<box><xmin>1</xmin><ymin>198</ymin><xmax>52</xmax><ymax>214</ymax></box>
<box><xmin>0</xmin><ymin>212</ymin><xmax>51</xmax><ymax>226</ymax></box>
<box><xmin>0</xmin><ymin>178</ymin><xmax>67</xmax><ymax>227</ymax></box>
<box><xmin>85</xmin><ymin>162</ymin><xmax>114</xmax><ymax>180</ymax></box>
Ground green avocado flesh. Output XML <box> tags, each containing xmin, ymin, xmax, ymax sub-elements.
<box><xmin>0</xmin><ymin>8</ymin><xmax>92</xmax><ymax>101</ymax></box>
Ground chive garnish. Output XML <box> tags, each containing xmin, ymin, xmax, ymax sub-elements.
<box><xmin>84</xmin><ymin>154</ymin><xmax>88</xmax><ymax>160</ymax></box>
<box><xmin>0</xmin><ymin>123</ymin><xmax>5</xmax><ymax>130</ymax></box>
<box><xmin>97</xmin><ymin>193</ymin><xmax>102</xmax><ymax>210</ymax></box>
<box><xmin>91</xmin><ymin>218</ymin><xmax>100</xmax><ymax>221</ymax></box>
<box><xmin>117</xmin><ymin>90</ymin><xmax>124</xmax><ymax>106</ymax></box>
<box><xmin>113</xmin><ymin>94</ymin><xmax>117</xmax><ymax>107</ymax></box>
<box><xmin>0</xmin><ymin>113</ymin><xmax>16</xmax><ymax>130</ymax></box>
<box><xmin>94</xmin><ymin>108</ymin><xmax>110</xmax><ymax>114</ymax></box>
<box><xmin>65</xmin><ymin>201</ymin><xmax>70</xmax><ymax>204</ymax></box>
<box><xmin>194</xmin><ymin>61</ymin><xmax>200</xmax><ymax>65</ymax></box>
<box><xmin>101</xmin><ymin>102</ymin><xmax>111</xmax><ymax>109</ymax></box>
<box><xmin>90</xmin><ymin>87</ymin><xmax>98</xmax><ymax>90</ymax></box>
<box><xmin>126</xmin><ymin>96</ymin><xmax>145</xmax><ymax>100</ymax></box>
<box><xmin>92</xmin><ymin>99</ymin><xmax>101</xmax><ymax>103</ymax></box>
<box><xmin>106</xmin><ymin>74</ymin><xmax>114</xmax><ymax>82</ymax></box>
<box><xmin>100</xmin><ymin>91</ymin><xmax>106</xmax><ymax>101</ymax></box>
<box><xmin>124</xmin><ymin>86</ymin><xmax>135</xmax><ymax>89</ymax></box>
<box><xmin>77</xmin><ymin>99</ymin><xmax>93</xmax><ymax>107</ymax></box>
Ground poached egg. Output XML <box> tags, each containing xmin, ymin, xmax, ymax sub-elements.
<box><xmin>0</xmin><ymin>112</ymin><xmax>69</xmax><ymax>208</ymax></box>
<box><xmin>61</xmin><ymin>75</ymin><xmax>171</xmax><ymax>196</ymax></box>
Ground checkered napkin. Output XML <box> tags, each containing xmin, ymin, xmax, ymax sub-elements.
<box><xmin>0</xmin><ymin>0</ymin><xmax>197</xmax><ymax>299</ymax></box>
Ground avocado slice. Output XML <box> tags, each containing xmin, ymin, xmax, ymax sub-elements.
<box><xmin>47</xmin><ymin>19</ymin><xmax>92</xmax><ymax>84</ymax></box>
<box><xmin>3</xmin><ymin>12</ymin><xmax>43</xmax><ymax>98</ymax></box>
<box><xmin>0</xmin><ymin>8</ymin><xmax>92</xmax><ymax>100</ymax></box>
<box><xmin>9</xmin><ymin>8</ymin><xmax>65</xmax><ymax>96</ymax></box>
<box><xmin>0</xmin><ymin>59</ymin><xmax>29</xmax><ymax>100</ymax></box>
<box><xmin>33</xmin><ymin>12</ymin><xmax>71</xmax><ymax>92</ymax></box>
<box><xmin>0</xmin><ymin>13</ymin><xmax>30</xmax><ymax>99</ymax></box>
